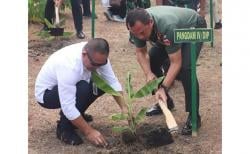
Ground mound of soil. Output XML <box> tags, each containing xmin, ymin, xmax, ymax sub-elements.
<box><xmin>140</xmin><ymin>127</ymin><xmax>173</xmax><ymax>148</ymax></box>
<box><xmin>121</xmin><ymin>123</ymin><xmax>173</xmax><ymax>148</ymax></box>
<box><xmin>122</xmin><ymin>130</ymin><xmax>137</xmax><ymax>144</ymax></box>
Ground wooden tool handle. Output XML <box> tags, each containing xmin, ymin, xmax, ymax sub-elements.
<box><xmin>55</xmin><ymin>6</ymin><xmax>60</xmax><ymax>26</ymax></box>
<box><xmin>158</xmin><ymin>100</ymin><xmax>178</xmax><ymax>132</ymax></box>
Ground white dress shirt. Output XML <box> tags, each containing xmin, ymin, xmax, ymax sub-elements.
<box><xmin>35</xmin><ymin>42</ymin><xmax>122</xmax><ymax>120</ymax></box>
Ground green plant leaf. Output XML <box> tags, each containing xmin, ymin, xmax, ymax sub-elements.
<box><xmin>133</xmin><ymin>76</ymin><xmax>164</xmax><ymax>98</ymax></box>
<box><xmin>62</xmin><ymin>32</ymin><xmax>73</xmax><ymax>37</ymax></box>
<box><xmin>28</xmin><ymin>0</ymin><xmax>46</xmax><ymax>23</ymax></box>
<box><xmin>134</xmin><ymin>107</ymin><xmax>147</xmax><ymax>125</ymax></box>
<box><xmin>91</xmin><ymin>71</ymin><xmax>121</xmax><ymax>96</ymax></box>
<box><xmin>112</xmin><ymin>126</ymin><xmax>130</xmax><ymax>133</ymax></box>
<box><xmin>110</xmin><ymin>113</ymin><xmax>128</xmax><ymax>121</ymax></box>
<box><xmin>59</xmin><ymin>18</ymin><xmax>66</xmax><ymax>27</ymax></box>
<box><xmin>37</xmin><ymin>31</ymin><xmax>50</xmax><ymax>38</ymax></box>
<box><xmin>125</xmin><ymin>72</ymin><xmax>134</xmax><ymax>99</ymax></box>
<box><xmin>44</xmin><ymin>18</ymin><xmax>54</xmax><ymax>28</ymax></box>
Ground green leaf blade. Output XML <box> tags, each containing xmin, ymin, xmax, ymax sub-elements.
<box><xmin>135</xmin><ymin>107</ymin><xmax>147</xmax><ymax>125</ymax></box>
<box><xmin>112</xmin><ymin>126</ymin><xmax>130</xmax><ymax>133</ymax></box>
<box><xmin>110</xmin><ymin>113</ymin><xmax>128</xmax><ymax>121</ymax></box>
<box><xmin>44</xmin><ymin>18</ymin><xmax>54</xmax><ymax>28</ymax></box>
<box><xmin>133</xmin><ymin>76</ymin><xmax>164</xmax><ymax>98</ymax></box>
<box><xmin>125</xmin><ymin>72</ymin><xmax>134</xmax><ymax>99</ymax></box>
<box><xmin>62</xmin><ymin>32</ymin><xmax>73</xmax><ymax>37</ymax></box>
<box><xmin>91</xmin><ymin>71</ymin><xmax>121</xmax><ymax>96</ymax></box>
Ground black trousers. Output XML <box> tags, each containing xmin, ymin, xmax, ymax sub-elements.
<box><xmin>108</xmin><ymin>0</ymin><xmax>127</xmax><ymax>18</ymax></box>
<box><xmin>38</xmin><ymin>80</ymin><xmax>104</xmax><ymax>129</ymax></box>
<box><xmin>44</xmin><ymin>0</ymin><xmax>91</xmax><ymax>32</ymax></box>
<box><xmin>149</xmin><ymin>16</ymin><xmax>207</xmax><ymax>114</ymax></box>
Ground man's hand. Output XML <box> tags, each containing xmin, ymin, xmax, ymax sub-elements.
<box><xmin>54</xmin><ymin>0</ymin><xmax>63</xmax><ymax>7</ymax></box>
<box><xmin>85</xmin><ymin>128</ymin><xmax>108</xmax><ymax>147</ymax></box>
<box><xmin>71</xmin><ymin>115</ymin><xmax>108</xmax><ymax>147</ymax></box>
<box><xmin>199</xmin><ymin>9</ymin><xmax>206</xmax><ymax>18</ymax></box>
<box><xmin>146</xmin><ymin>72</ymin><xmax>157</xmax><ymax>83</ymax></box>
<box><xmin>155</xmin><ymin>87</ymin><xmax>167</xmax><ymax>103</ymax></box>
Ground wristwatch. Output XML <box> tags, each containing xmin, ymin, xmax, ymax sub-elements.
<box><xmin>160</xmin><ymin>84</ymin><xmax>170</xmax><ymax>93</ymax></box>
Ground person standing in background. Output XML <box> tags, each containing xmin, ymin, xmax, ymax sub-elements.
<box><xmin>43</xmin><ymin>0</ymin><xmax>94</xmax><ymax>39</ymax></box>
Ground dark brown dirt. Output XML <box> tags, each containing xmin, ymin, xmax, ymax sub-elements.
<box><xmin>121</xmin><ymin>130</ymin><xmax>137</xmax><ymax>144</ymax></box>
<box><xmin>29</xmin><ymin>1</ymin><xmax>222</xmax><ymax>153</ymax></box>
<box><xmin>138</xmin><ymin>124</ymin><xmax>174</xmax><ymax>148</ymax></box>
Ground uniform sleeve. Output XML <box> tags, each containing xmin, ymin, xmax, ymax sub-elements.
<box><xmin>164</xmin><ymin>24</ymin><xmax>181</xmax><ymax>54</ymax></box>
<box><xmin>55</xmin><ymin>64</ymin><xmax>81</xmax><ymax>120</ymax></box>
<box><xmin>130</xmin><ymin>32</ymin><xmax>147</xmax><ymax>48</ymax></box>
<box><xmin>97</xmin><ymin>60</ymin><xmax>122</xmax><ymax>92</ymax></box>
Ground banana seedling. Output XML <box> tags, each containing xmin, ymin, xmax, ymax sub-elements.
<box><xmin>92</xmin><ymin>71</ymin><xmax>164</xmax><ymax>135</ymax></box>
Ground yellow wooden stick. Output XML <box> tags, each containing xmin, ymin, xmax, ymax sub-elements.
<box><xmin>158</xmin><ymin>100</ymin><xmax>178</xmax><ymax>133</ymax></box>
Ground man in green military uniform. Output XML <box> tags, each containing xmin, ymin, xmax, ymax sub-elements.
<box><xmin>126</xmin><ymin>6</ymin><xmax>207</xmax><ymax>135</ymax></box>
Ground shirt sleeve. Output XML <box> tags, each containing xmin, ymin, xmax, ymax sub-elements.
<box><xmin>164</xmin><ymin>24</ymin><xmax>181</xmax><ymax>54</ymax></box>
<box><xmin>55</xmin><ymin>64</ymin><xmax>81</xmax><ymax>120</ymax></box>
<box><xmin>97</xmin><ymin>59</ymin><xmax>122</xmax><ymax>92</ymax></box>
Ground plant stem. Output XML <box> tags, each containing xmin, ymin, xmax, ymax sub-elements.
<box><xmin>127</xmin><ymin>97</ymin><xmax>136</xmax><ymax>133</ymax></box>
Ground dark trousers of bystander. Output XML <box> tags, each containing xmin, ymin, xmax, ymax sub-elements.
<box><xmin>108</xmin><ymin>0</ymin><xmax>127</xmax><ymax>18</ymax></box>
<box><xmin>44</xmin><ymin>0</ymin><xmax>91</xmax><ymax>32</ymax></box>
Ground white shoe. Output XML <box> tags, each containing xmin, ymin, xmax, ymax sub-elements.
<box><xmin>112</xmin><ymin>15</ymin><xmax>125</xmax><ymax>22</ymax></box>
<box><xmin>103</xmin><ymin>10</ymin><xmax>113</xmax><ymax>21</ymax></box>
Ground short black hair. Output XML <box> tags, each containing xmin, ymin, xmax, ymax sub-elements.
<box><xmin>83</xmin><ymin>38</ymin><xmax>109</xmax><ymax>56</ymax></box>
<box><xmin>126</xmin><ymin>8</ymin><xmax>151</xmax><ymax>29</ymax></box>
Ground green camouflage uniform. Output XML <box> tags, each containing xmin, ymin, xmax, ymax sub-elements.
<box><xmin>132</xmin><ymin>6</ymin><xmax>200</xmax><ymax>54</ymax></box>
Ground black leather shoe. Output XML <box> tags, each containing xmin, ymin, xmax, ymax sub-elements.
<box><xmin>146</xmin><ymin>97</ymin><xmax>175</xmax><ymax>116</ymax></box>
<box><xmin>76</xmin><ymin>31</ymin><xmax>85</xmax><ymax>39</ymax></box>
<box><xmin>83</xmin><ymin>113</ymin><xmax>93</xmax><ymax>122</ymax></box>
<box><xmin>56</xmin><ymin>121</ymin><xmax>83</xmax><ymax>145</ymax></box>
<box><xmin>41</xmin><ymin>25</ymin><xmax>50</xmax><ymax>31</ymax></box>
<box><xmin>166</xmin><ymin>97</ymin><xmax>175</xmax><ymax>110</ymax></box>
<box><xmin>214</xmin><ymin>21</ymin><xmax>222</xmax><ymax>29</ymax></box>
<box><xmin>103</xmin><ymin>11</ymin><xmax>113</xmax><ymax>21</ymax></box>
<box><xmin>181</xmin><ymin>114</ymin><xmax>201</xmax><ymax>135</ymax></box>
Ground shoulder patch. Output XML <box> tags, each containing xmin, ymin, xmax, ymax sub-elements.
<box><xmin>157</xmin><ymin>33</ymin><xmax>171</xmax><ymax>46</ymax></box>
<box><xmin>163</xmin><ymin>35</ymin><xmax>171</xmax><ymax>46</ymax></box>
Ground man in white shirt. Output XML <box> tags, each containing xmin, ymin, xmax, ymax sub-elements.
<box><xmin>35</xmin><ymin>38</ymin><xmax>126</xmax><ymax>146</ymax></box>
